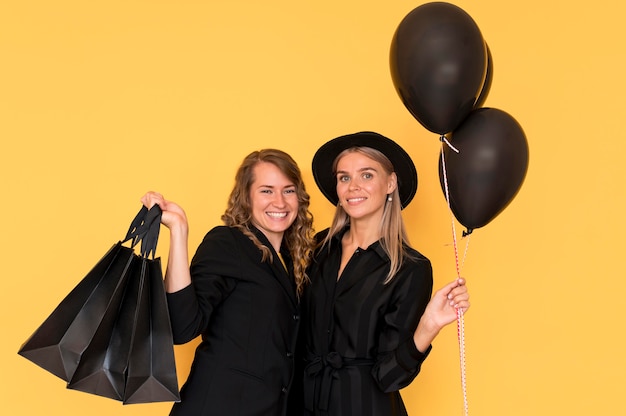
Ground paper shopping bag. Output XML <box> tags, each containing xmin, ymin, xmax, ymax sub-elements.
<box><xmin>18</xmin><ymin>204</ymin><xmax>179</xmax><ymax>404</ymax></box>
<box><xmin>18</xmin><ymin>242</ymin><xmax>136</xmax><ymax>382</ymax></box>
<box><xmin>66</xmin><ymin>255</ymin><xmax>143</xmax><ymax>400</ymax></box>
<box><xmin>124</xmin><ymin>255</ymin><xmax>180</xmax><ymax>404</ymax></box>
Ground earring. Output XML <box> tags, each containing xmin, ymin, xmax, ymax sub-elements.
<box><xmin>387</xmin><ymin>195</ymin><xmax>392</xmax><ymax>202</ymax></box>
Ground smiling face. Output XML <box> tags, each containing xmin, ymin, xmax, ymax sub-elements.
<box><xmin>335</xmin><ymin>150</ymin><xmax>397</xmax><ymax>224</ymax></box>
<box><xmin>249</xmin><ymin>161</ymin><xmax>299</xmax><ymax>249</ymax></box>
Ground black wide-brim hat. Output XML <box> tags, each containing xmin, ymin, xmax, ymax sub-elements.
<box><xmin>312</xmin><ymin>131</ymin><xmax>418</xmax><ymax>209</ymax></box>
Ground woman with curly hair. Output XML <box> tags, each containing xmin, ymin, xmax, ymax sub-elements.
<box><xmin>141</xmin><ymin>148</ymin><xmax>315</xmax><ymax>416</ymax></box>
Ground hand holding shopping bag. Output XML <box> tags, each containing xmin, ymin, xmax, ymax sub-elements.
<box><xmin>18</xmin><ymin>205</ymin><xmax>180</xmax><ymax>404</ymax></box>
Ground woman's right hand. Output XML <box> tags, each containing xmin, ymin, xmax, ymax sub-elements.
<box><xmin>140</xmin><ymin>191</ymin><xmax>188</xmax><ymax>233</ymax></box>
<box><xmin>140</xmin><ymin>191</ymin><xmax>191</xmax><ymax>293</ymax></box>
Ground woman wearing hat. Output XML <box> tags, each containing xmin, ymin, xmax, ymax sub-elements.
<box><xmin>299</xmin><ymin>132</ymin><xmax>470</xmax><ymax>415</ymax></box>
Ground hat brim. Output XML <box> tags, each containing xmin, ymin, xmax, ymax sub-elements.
<box><xmin>312</xmin><ymin>131</ymin><xmax>417</xmax><ymax>209</ymax></box>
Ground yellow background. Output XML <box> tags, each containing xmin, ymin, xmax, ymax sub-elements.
<box><xmin>2</xmin><ymin>1</ymin><xmax>624</xmax><ymax>415</ymax></box>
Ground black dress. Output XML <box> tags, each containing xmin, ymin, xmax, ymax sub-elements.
<box><xmin>300</xmin><ymin>228</ymin><xmax>433</xmax><ymax>416</ymax></box>
<box><xmin>166</xmin><ymin>225</ymin><xmax>300</xmax><ymax>416</ymax></box>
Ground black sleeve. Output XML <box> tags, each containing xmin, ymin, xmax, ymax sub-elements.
<box><xmin>371</xmin><ymin>257</ymin><xmax>434</xmax><ymax>392</ymax></box>
<box><xmin>166</xmin><ymin>226</ymin><xmax>239</xmax><ymax>344</ymax></box>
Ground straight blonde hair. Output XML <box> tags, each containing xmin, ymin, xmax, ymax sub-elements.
<box><xmin>321</xmin><ymin>147</ymin><xmax>413</xmax><ymax>284</ymax></box>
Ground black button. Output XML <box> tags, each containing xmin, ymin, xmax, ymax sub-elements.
<box><xmin>293</xmin><ymin>314</ymin><xmax>300</xmax><ymax>321</ymax></box>
<box><xmin>281</xmin><ymin>387</ymin><xmax>288</xmax><ymax>393</ymax></box>
<box><xmin>286</xmin><ymin>352</ymin><xmax>293</xmax><ymax>358</ymax></box>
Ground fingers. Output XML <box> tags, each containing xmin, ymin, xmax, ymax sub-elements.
<box><xmin>140</xmin><ymin>191</ymin><xmax>165</xmax><ymax>209</ymax></box>
<box><xmin>450</xmin><ymin>294</ymin><xmax>470</xmax><ymax>311</ymax></box>
<box><xmin>439</xmin><ymin>277</ymin><xmax>470</xmax><ymax>310</ymax></box>
<box><xmin>436</xmin><ymin>278</ymin><xmax>463</xmax><ymax>298</ymax></box>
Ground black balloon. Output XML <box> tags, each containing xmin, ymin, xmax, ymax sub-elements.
<box><xmin>474</xmin><ymin>43</ymin><xmax>493</xmax><ymax>108</ymax></box>
<box><xmin>439</xmin><ymin>108</ymin><xmax>529</xmax><ymax>231</ymax></box>
<box><xmin>390</xmin><ymin>2</ymin><xmax>488</xmax><ymax>135</ymax></box>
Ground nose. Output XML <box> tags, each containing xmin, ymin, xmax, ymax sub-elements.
<box><xmin>273</xmin><ymin>192</ymin><xmax>286</xmax><ymax>207</ymax></box>
<box><xmin>348</xmin><ymin>178</ymin><xmax>361</xmax><ymax>190</ymax></box>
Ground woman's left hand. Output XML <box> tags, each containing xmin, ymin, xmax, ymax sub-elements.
<box><xmin>425</xmin><ymin>278</ymin><xmax>470</xmax><ymax>329</ymax></box>
<box><xmin>413</xmin><ymin>278</ymin><xmax>470</xmax><ymax>352</ymax></box>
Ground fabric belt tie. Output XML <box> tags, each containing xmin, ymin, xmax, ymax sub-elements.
<box><xmin>304</xmin><ymin>352</ymin><xmax>373</xmax><ymax>411</ymax></box>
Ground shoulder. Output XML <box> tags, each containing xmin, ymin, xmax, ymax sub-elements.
<box><xmin>314</xmin><ymin>228</ymin><xmax>331</xmax><ymax>245</ymax></box>
<box><xmin>192</xmin><ymin>226</ymin><xmax>262</xmax><ymax>271</ymax></box>
<box><xmin>203</xmin><ymin>225</ymin><xmax>249</xmax><ymax>242</ymax></box>
<box><xmin>191</xmin><ymin>226</ymin><xmax>250</xmax><ymax>279</ymax></box>
<box><xmin>197</xmin><ymin>225</ymin><xmax>247</xmax><ymax>253</ymax></box>
<box><xmin>312</xmin><ymin>228</ymin><xmax>337</xmax><ymax>259</ymax></box>
<box><xmin>398</xmin><ymin>246</ymin><xmax>433</xmax><ymax>284</ymax></box>
<box><xmin>205</xmin><ymin>225</ymin><xmax>234</xmax><ymax>237</ymax></box>
<box><xmin>200</xmin><ymin>225</ymin><xmax>270</xmax><ymax>261</ymax></box>
<box><xmin>404</xmin><ymin>246</ymin><xmax>431</xmax><ymax>265</ymax></box>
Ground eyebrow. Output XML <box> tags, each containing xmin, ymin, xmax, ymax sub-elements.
<box><xmin>257</xmin><ymin>184</ymin><xmax>296</xmax><ymax>188</ymax></box>
<box><xmin>336</xmin><ymin>167</ymin><xmax>378</xmax><ymax>175</ymax></box>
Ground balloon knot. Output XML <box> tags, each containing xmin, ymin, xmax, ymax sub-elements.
<box><xmin>441</xmin><ymin>135</ymin><xmax>460</xmax><ymax>153</ymax></box>
<box><xmin>462</xmin><ymin>228</ymin><xmax>473</xmax><ymax>237</ymax></box>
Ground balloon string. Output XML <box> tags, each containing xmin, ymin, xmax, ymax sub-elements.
<box><xmin>440</xmin><ymin>137</ymin><xmax>469</xmax><ymax>416</ymax></box>
<box><xmin>441</xmin><ymin>135</ymin><xmax>460</xmax><ymax>153</ymax></box>
<box><xmin>439</xmin><ymin>136</ymin><xmax>463</xmax><ymax>275</ymax></box>
<box><xmin>457</xmin><ymin>308</ymin><xmax>468</xmax><ymax>416</ymax></box>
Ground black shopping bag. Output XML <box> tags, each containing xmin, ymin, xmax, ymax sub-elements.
<box><xmin>17</xmin><ymin>242</ymin><xmax>136</xmax><ymax>382</ymax></box>
<box><xmin>123</xmin><ymin>256</ymin><xmax>180</xmax><ymax>404</ymax></box>
<box><xmin>18</xmin><ymin>205</ymin><xmax>179</xmax><ymax>404</ymax></box>
<box><xmin>66</xmin><ymin>255</ymin><xmax>143</xmax><ymax>400</ymax></box>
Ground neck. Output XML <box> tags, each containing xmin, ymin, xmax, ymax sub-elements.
<box><xmin>253</xmin><ymin>224</ymin><xmax>283</xmax><ymax>254</ymax></box>
<box><xmin>345</xmin><ymin>219</ymin><xmax>381</xmax><ymax>249</ymax></box>
<box><xmin>266</xmin><ymin>235</ymin><xmax>283</xmax><ymax>254</ymax></box>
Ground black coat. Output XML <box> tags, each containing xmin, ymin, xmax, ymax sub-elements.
<box><xmin>166</xmin><ymin>225</ymin><xmax>301</xmax><ymax>416</ymax></box>
<box><xmin>300</xmin><ymin>228</ymin><xmax>433</xmax><ymax>416</ymax></box>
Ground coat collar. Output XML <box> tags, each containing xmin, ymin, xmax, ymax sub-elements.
<box><xmin>322</xmin><ymin>225</ymin><xmax>390</xmax><ymax>294</ymax></box>
<box><xmin>329</xmin><ymin>225</ymin><xmax>389</xmax><ymax>260</ymax></box>
<box><xmin>248</xmin><ymin>224</ymin><xmax>298</xmax><ymax>305</ymax></box>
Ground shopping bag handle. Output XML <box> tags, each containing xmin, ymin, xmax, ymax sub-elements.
<box><xmin>140</xmin><ymin>206</ymin><xmax>161</xmax><ymax>259</ymax></box>
<box><xmin>123</xmin><ymin>205</ymin><xmax>162</xmax><ymax>259</ymax></box>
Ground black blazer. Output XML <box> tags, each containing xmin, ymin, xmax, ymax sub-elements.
<box><xmin>166</xmin><ymin>225</ymin><xmax>300</xmax><ymax>416</ymax></box>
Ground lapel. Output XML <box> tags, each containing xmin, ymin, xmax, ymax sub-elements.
<box><xmin>329</xmin><ymin>226</ymin><xmax>389</xmax><ymax>296</ymax></box>
<box><xmin>249</xmin><ymin>225</ymin><xmax>298</xmax><ymax>306</ymax></box>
